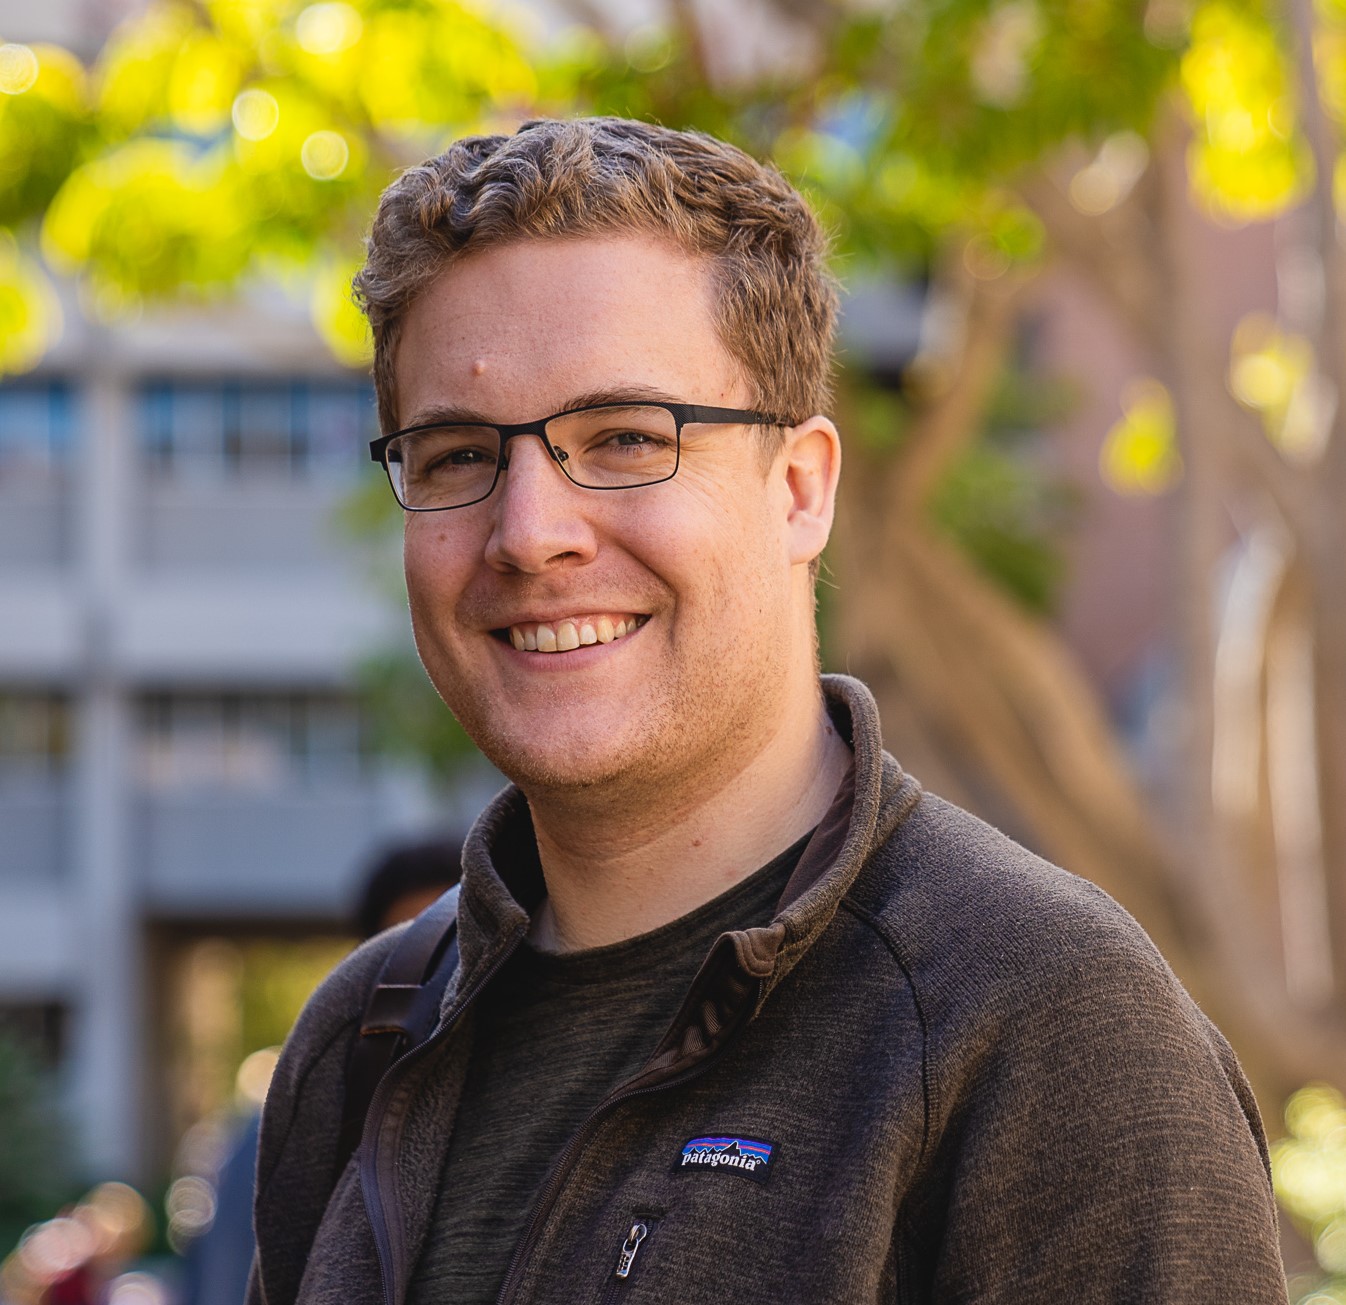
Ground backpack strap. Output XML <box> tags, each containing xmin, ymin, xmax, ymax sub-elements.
<box><xmin>336</xmin><ymin>884</ymin><xmax>461</xmax><ymax>1175</ymax></box>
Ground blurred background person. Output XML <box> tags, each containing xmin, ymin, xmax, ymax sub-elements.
<box><xmin>353</xmin><ymin>836</ymin><xmax>466</xmax><ymax>941</ymax></box>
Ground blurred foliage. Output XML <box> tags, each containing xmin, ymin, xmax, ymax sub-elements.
<box><xmin>840</xmin><ymin>367</ymin><xmax>1079</xmax><ymax>614</ymax></box>
<box><xmin>0</xmin><ymin>0</ymin><xmax>1319</xmax><ymax>369</ymax></box>
<box><xmin>0</xmin><ymin>0</ymin><xmax>539</xmax><ymax>347</ymax></box>
<box><xmin>1276</xmin><ymin>1084</ymin><xmax>1346</xmax><ymax>1302</ymax></box>
<box><xmin>1181</xmin><ymin>2</ymin><xmax>1308</xmax><ymax>222</ymax></box>
<box><xmin>0</xmin><ymin>1033</ymin><xmax>75</xmax><ymax>1254</ymax></box>
<box><xmin>356</xmin><ymin>647</ymin><xmax>480</xmax><ymax>783</ymax></box>
<box><xmin>238</xmin><ymin>938</ymin><xmax>351</xmax><ymax>1053</ymax></box>
<box><xmin>932</xmin><ymin>441</ymin><xmax>1075</xmax><ymax>616</ymax></box>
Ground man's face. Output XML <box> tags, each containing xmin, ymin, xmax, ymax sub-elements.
<box><xmin>395</xmin><ymin>235</ymin><xmax>810</xmax><ymax>798</ymax></box>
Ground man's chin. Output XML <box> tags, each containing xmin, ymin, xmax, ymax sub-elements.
<box><xmin>481</xmin><ymin>742</ymin><xmax>633</xmax><ymax>795</ymax></box>
<box><xmin>457</xmin><ymin>713</ymin><xmax>642</xmax><ymax>795</ymax></box>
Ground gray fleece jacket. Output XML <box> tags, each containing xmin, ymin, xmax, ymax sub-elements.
<box><xmin>249</xmin><ymin>675</ymin><xmax>1288</xmax><ymax>1305</ymax></box>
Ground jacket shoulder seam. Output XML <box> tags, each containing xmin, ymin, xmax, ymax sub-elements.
<box><xmin>839</xmin><ymin>896</ymin><xmax>933</xmax><ymax>1170</ymax></box>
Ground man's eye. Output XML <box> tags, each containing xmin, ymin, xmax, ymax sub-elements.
<box><xmin>424</xmin><ymin>446</ymin><xmax>492</xmax><ymax>473</ymax></box>
<box><xmin>607</xmin><ymin>429</ymin><xmax>667</xmax><ymax>449</ymax></box>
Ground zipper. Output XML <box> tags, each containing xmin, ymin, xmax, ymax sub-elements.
<box><xmin>493</xmin><ymin>977</ymin><xmax>762</xmax><ymax>1305</ymax></box>
<box><xmin>360</xmin><ymin>925</ymin><xmax>526</xmax><ymax>1305</ymax></box>
<box><xmin>595</xmin><ymin>1217</ymin><xmax>660</xmax><ymax>1305</ymax></box>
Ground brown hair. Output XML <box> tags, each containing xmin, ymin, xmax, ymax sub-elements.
<box><xmin>353</xmin><ymin>117</ymin><xmax>839</xmax><ymax>434</ymax></box>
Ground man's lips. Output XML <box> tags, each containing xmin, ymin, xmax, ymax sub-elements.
<box><xmin>491</xmin><ymin>613</ymin><xmax>649</xmax><ymax>653</ymax></box>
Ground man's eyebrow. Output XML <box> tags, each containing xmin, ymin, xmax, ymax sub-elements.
<box><xmin>400</xmin><ymin>385</ymin><xmax>684</xmax><ymax>429</ymax></box>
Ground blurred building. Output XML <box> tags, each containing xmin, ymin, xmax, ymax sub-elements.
<box><xmin>0</xmin><ymin>289</ymin><xmax>460</xmax><ymax>1183</ymax></box>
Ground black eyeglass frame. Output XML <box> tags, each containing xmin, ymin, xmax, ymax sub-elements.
<box><xmin>368</xmin><ymin>401</ymin><xmax>788</xmax><ymax>511</ymax></box>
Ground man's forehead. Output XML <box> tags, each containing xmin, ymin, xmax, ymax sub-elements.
<box><xmin>391</xmin><ymin>236</ymin><xmax>738</xmax><ymax>427</ymax></box>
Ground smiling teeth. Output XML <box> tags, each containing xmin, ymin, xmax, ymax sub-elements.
<box><xmin>507</xmin><ymin>615</ymin><xmax>645</xmax><ymax>654</ymax></box>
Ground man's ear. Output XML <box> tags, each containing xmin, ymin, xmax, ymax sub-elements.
<box><xmin>778</xmin><ymin>416</ymin><xmax>841</xmax><ymax>566</ymax></box>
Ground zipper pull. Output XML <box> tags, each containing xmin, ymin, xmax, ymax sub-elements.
<box><xmin>614</xmin><ymin>1222</ymin><xmax>648</xmax><ymax>1279</ymax></box>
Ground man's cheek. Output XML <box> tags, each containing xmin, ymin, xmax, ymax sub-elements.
<box><xmin>403</xmin><ymin>535</ymin><xmax>458</xmax><ymax>610</ymax></box>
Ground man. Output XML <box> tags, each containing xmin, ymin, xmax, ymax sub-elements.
<box><xmin>249</xmin><ymin>118</ymin><xmax>1288</xmax><ymax>1303</ymax></box>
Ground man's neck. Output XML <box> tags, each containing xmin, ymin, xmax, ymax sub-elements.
<box><xmin>525</xmin><ymin>686</ymin><xmax>852</xmax><ymax>953</ymax></box>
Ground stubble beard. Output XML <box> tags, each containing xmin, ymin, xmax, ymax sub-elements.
<box><xmin>423</xmin><ymin>621</ymin><xmax>794</xmax><ymax>818</ymax></box>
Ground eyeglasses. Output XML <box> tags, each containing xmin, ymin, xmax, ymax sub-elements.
<box><xmin>368</xmin><ymin>401</ymin><xmax>785</xmax><ymax>512</ymax></box>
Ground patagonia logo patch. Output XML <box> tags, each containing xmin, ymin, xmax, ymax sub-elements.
<box><xmin>676</xmin><ymin>1135</ymin><xmax>774</xmax><ymax>1183</ymax></box>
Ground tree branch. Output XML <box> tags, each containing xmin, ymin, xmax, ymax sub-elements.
<box><xmin>888</xmin><ymin>258</ymin><xmax>1028</xmax><ymax>513</ymax></box>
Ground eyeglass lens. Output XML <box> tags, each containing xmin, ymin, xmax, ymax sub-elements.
<box><xmin>387</xmin><ymin>404</ymin><xmax>680</xmax><ymax>509</ymax></box>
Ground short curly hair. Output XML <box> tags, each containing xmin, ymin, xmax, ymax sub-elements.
<box><xmin>353</xmin><ymin>117</ymin><xmax>839</xmax><ymax>434</ymax></box>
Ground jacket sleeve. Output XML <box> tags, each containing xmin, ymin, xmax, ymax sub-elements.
<box><xmin>914</xmin><ymin>910</ymin><xmax>1288</xmax><ymax>1303</ymax></box>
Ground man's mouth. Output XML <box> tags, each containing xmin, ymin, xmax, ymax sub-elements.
<box><xmin>497</xmin><ymin>614</ymin><xmax>649</xmax><ymax>654</ymax></box>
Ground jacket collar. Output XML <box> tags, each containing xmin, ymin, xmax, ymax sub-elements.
<box><xmin>449</xmin><ymin>674</ymin><xmax>921</xmax><ymax>1028</ymax></box>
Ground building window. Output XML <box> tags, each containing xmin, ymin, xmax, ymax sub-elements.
<box><xmin>0</xmin><ymin>693</ymin><xmax>71</xmax><ymax>783</ymax></box>
<box><xmin>138</xmin><ymin>693</ymin><xmax>371</xmax><ymax>790</ymax></box>
<box><xmin>141</xmin><ymin>380</ymin><xmax>376</xmax><ymax>481</ymax></box>
<box><xmin>0</xmin><ymin>381</ymin><xmax>72</xmax><ymax>489</ymax></box>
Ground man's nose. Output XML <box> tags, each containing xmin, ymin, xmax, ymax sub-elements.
<box><xmin>483</xmin><ymin>433</ymin><xmax>598</xmax><ymax>573</ymax></box>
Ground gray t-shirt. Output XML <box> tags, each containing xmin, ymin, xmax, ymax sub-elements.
<box><xmin>406</xmin><ymin>834</ymin><xmax>810</xmax><ymax>1304</ymax></box>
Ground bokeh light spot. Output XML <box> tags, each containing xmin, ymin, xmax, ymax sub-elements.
<box><xmin>0</xmin><ymin>42</ymin><xmax>39</xmax><ymax>94</ymax></box>
<box><xmin>296</xmin><ymin>2</ymin><xmax>363</xmax><ymax>55</ymax></box>
<box><xmin>1101</xmin><ymin>377</ymin><xmax>1183</xmax><ymax>495</ymax></box>
<box><xmin>236</xmin><ymin>1046</ymin><xmax>279</xmax><ymax>1107</ymax></box>
<box><xmin>624</xmin><ymin>26</ymin><xmax>674</xmax><ymax>73</ymax></box>
<box><xmin>963</xmin><ymin>233</ymin><xmax>1011</xmax><ymax>280</ymax></box>
<box><xmin>1069</xmin><ymin>132</ymin><xmax>1149</xmax><ymax>215</ymax></box>
<box><xmin>232</xmin><ymin>87</ymin><xmax>279</xmax><ymax>141</ymax></box>
<box><xmin>107</xmin><ymin>1273</ymin><xmax>171</xmax><ymax>1305</ymax></box>
<box><xmin>18</xmin><ymin>1217</ymin><xmax>96</xmax><ymax>1282</ymax></box>
<box><xmin>301</xmin><ymin>129</ymin><xmax>349</xmax><ymax>179</ymax></box>
<box><xmin>165</xmin><ymin>1174</ymin><xmax>217</xmax><ymax>1252</ymax></box>
<box><xmin>1227</xmin><ymin>312</ymin><xmax>1328</xmax><ymax>460</ymax></box>
<box><xmin>1316</xmin><ymin>1219</ymin><xmax>1346</xmax><ymax>1274</ymax></box>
